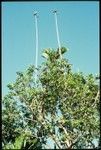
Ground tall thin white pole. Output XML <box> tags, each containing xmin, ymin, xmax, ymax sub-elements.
<box><xmin>34</xmin><ymin>12</ymin><xmax>39</xmax><ymax>84</ymax></box>
<box><xmin>53</xmin><ymin>10</ymin><xmax>62</xmax><ymax>59</ymax></box>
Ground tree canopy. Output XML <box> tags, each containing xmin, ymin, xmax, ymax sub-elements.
<box><xmin>2</xmin><ymin>47</ymin><xmax>100</xmax><ymax>149</ymax></box>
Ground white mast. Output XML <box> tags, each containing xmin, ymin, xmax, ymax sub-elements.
<box><xmin>34</xmin><ymin>11</ymin><xmax>39</xmax><ymax>84</ymax></box>
<box><xmin>53</xmin><ymin>10</ymin><xmax>62</xmax><ymax>59</ymax></box>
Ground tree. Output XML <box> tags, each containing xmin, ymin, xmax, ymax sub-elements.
<box><xmin>2</xmin><ymin>47</ymin><xmax>100</xmax><ymax>149</ymax></box>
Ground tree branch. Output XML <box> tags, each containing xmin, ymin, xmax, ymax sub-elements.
<box><xmin>92</xmin><ymin>90</ymin><xmax>100</xmax><ymax>107</ymax></box>
<box><xmin>49</xmin><ymin>133</ymin><xmax>62</xmax><ymax>149</ymax></box>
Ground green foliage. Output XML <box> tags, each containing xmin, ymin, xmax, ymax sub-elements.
<box><xmin>2</xmin><ymin>47</ymin><xmax>100</xmax><ymax>149</ymax></box>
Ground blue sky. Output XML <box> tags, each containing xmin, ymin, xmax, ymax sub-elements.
<box><xmin>2</xmin><ymin>1</ymin><xmax>99</xmax><ymax>96</ymax></box>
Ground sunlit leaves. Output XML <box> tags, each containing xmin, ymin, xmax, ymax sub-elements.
<box><xmin>2</xmin><ymin>47</ymin><xmax>100</xmax><ymax>149</ymax></box>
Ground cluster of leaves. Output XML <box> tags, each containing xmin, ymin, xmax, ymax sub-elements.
<box><xmin>2</xmin><ymin>47</ymin><xmax>100</xmax><ymax>149</ymax></box>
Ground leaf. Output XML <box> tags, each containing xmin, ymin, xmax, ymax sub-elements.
<box><xmin>14</xmin><ymin>134</ymin><xmax>25</xmax><ymax>149</ymax></box>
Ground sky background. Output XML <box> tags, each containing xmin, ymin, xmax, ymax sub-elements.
<box><xmin>2</xmin><ymin>1</ymin><xmax>99</xmax><ymax>96</ymax></box>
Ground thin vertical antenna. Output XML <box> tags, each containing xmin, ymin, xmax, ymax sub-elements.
<box><xmin>53</xmin><ymin>10</ymin><xmax>62</xmax><ymax>59</ymax></box>
<box><xmin>34</xmin><ymin>11</ymin><xmax>39</xmax><ymax>84</ymax></box>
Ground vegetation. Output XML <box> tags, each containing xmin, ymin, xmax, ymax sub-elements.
<box><xmin>2</xmin><ymin>47</ymin><xmax>100</xmax><ymax>149</ymax></box>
